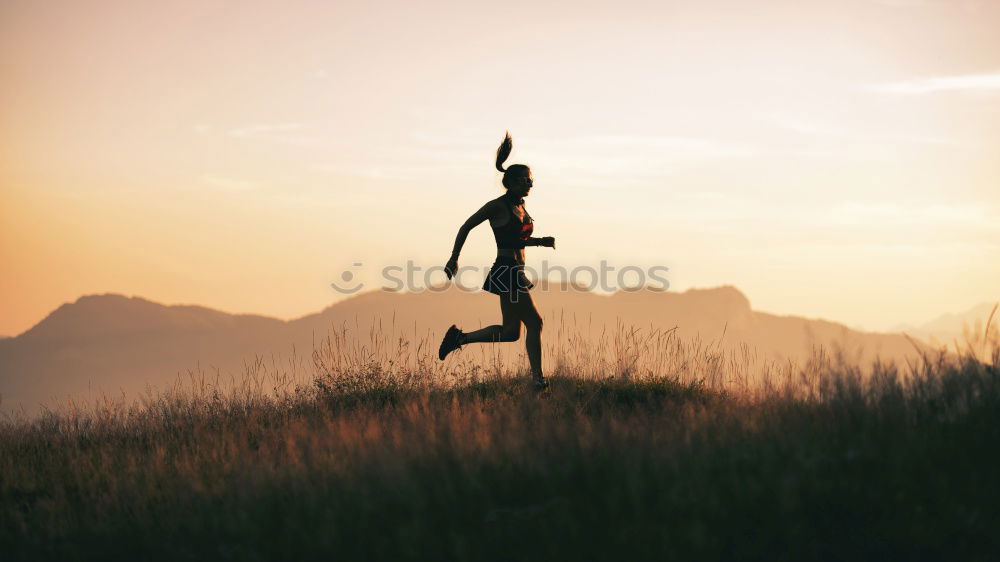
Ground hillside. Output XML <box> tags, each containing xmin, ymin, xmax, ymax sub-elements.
<box><xmin>3</xmin><ymin>343</ymin><xmax>998</xmax><ymax>560</ymax></box>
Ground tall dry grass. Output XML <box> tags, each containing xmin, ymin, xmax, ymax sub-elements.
<box><xmin>2</xmin><ymin>315</ymin><xmax>998</xmax><ymax>560</ymax></box>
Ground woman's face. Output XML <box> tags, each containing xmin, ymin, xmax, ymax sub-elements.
<box><xmin>508</xmin><ymin>170</ymin><xmax>533</xmax><ymax>198</ymax></box>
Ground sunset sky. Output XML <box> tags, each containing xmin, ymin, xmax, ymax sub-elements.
<box><xmin>1</xmin><ymin>0</ymin><xmax>998</xmax><ymax>337</ymax></box>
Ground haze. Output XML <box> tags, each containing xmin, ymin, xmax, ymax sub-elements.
<box><xmin>2</xmin><ymin>0</ymin><xmax>998</xmax><ymax>337</ymax></box>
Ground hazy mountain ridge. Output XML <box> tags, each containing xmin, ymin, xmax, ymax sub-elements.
<box><xmin>895</xmin><ymin>302</ymin><xmax>999</xmax><ymax>345</ymax></box>
<box><xmin>1</xmin><ymin>286</ymin><xmax>926</xmax><ymax>415</ymax></box>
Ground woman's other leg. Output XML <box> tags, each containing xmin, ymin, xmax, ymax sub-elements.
<box><xmin>512</xmin><ymin>292</ymin><xmax>543</xmax><ymax>379</ymax></box>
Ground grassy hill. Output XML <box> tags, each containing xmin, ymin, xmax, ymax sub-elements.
<box><xmin>2</xmin><ymin>331</ymin><xmax>997</xmax><ymax>560</ymax></box>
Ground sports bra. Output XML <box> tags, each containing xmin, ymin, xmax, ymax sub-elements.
<box><xmin>491</xmin><ymin>193</ymin><xmax>534</xmax><ymax>249</ymax></box>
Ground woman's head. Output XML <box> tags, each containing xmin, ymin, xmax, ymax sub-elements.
<box><xmin>495</xmin><ymin>132</ymin><xmax>533</xmax><ymax>197</ymax></box>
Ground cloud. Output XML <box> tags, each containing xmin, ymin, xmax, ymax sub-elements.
<box><xmin>521</xmin><ymin>134</ymin><xmax>753</xmax><ymax>185</ymax></box>
<box><xmin>228</xmin><ymin>123</ymin><xmax>303</xmax><ymax>137</ymax></box>
<box><xmin>867</xmin><ymin>72</ymin><xmax>1000</xmax><ymax>95</ymax></box>
<box><xmin>227</xmin><ymin>123</ymin><xmax>321</xmax><ymax>146</ymax></box>
<box><xmin>824</xmin><ymin>201</ymin><xmax>996</xmax><ymax>228</ymax></box>
<box><xmin>201</xmin><ymin>175</ymin><xmax>258</xmax><ymax>191</ymax></box>
<box><xmin>773</xmin><ymin>117</ymin><xmax>960</xmax><ymax>148</ymax></box>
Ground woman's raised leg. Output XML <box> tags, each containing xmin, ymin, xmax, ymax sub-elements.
<box><xmin>460</xmin><ymin>294</ymin><xmax>521</xmax><ymax>344</ymax></box>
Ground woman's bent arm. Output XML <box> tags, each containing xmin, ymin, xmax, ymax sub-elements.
<box><xmin>445</xmin><ymin>203</ymin><xmax>495</xmax><ymax>278</ymax></box>
<box><xmin>450</xmin><ymin>203</ymin><xmax>494</xmax><ymax>258</ymax></box>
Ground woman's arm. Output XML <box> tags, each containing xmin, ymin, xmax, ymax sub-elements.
<box><xmin>445</xmin><ymin>202</ymin><xmax>497</xmax><ymax>278</ymax></box>
<box><xmin>526</xmin><ymin>237</ymin><xmax>556</xmax><ymax>248</ymax></box>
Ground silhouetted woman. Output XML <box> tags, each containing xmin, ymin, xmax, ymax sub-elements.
<box><xmin>438</xmin><ymin>132</ymin><xmax>555</xmax><ymax>389</ymax></box>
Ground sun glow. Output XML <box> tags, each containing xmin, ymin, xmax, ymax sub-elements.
<box><xmin>1</xmin><ymin>0</ymin><xmax>998</xmax><ymax>336</ymax></box>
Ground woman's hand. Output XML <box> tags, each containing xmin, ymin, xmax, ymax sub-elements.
<box><xmin>538</xmin><ymin>236</ymin><xmax>556</xmax><ymax>249</ymax></box>
<box><xmin>444</xmin><ymin>257</ymin><xmax>459</xmax><ymax>279</ymax></box>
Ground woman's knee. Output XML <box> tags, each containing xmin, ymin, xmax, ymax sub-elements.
<box><xmin>524</xmin><ymin>315</ymin><xmax>543</xmax><ymax>333</ymax></box>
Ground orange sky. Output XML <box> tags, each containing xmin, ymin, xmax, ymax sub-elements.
<box><xmin>1</xmin><ymin>0</ymin><xmax>998</xmax><ymax>337</ymax></box>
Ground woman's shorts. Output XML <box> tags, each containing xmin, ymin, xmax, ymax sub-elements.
<box><xmin>483</xmin><ymin>257</ymin><xmax>534</xmax><ymax>296</ymax></box>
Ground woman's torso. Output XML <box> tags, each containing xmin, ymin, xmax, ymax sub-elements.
<box><xmin>489</xmin><ymin>194</ymin><xmax>533</xmax><ymax>262</ymax></box>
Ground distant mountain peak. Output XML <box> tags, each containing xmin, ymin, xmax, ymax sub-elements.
<box><xmin>17</xmin><ymin>293</ymin><xmax>281</xmax><ymax>343</ymax></box>
<box><xmin>74</xmin><ymin>293</ymin><xmax>143</xmax><ymax>304</ymax></box>
<box><xmin>681</xmin><ymin>285</ymin><xmax>750</xmax><ymax>305</ymax></box>
<box><xmin>20</xmin><ymin>293</ymin><xmax>152</xmax><ymax>340</ymax></box>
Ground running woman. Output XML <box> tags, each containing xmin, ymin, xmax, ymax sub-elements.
<box><xmin>438</xmin><ymin>132</ymin><xmax>556</xmax><ymax>389</ymax></box>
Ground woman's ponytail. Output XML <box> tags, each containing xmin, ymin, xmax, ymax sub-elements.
<box><xmin>495</xmin><ymin>131</ymin><xmax>513</xmax><ymax>173</ymax></box>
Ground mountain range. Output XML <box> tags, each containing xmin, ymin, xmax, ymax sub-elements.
<box><xmin>0</xmin><ymin>285</ymin><xmax>946</xmax><ymax>415</ymax></box>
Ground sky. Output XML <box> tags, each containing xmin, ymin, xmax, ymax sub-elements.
<box><xmin>1</xmin><ymin>0</ymin><xmax>998</xmax><ymax>337</ymax></box>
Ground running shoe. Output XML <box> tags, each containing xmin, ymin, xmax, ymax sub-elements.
<box><xmin>438</xmin><ymin>325</ymin><xmax>464</xmax><ymax>360</ymax></box>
